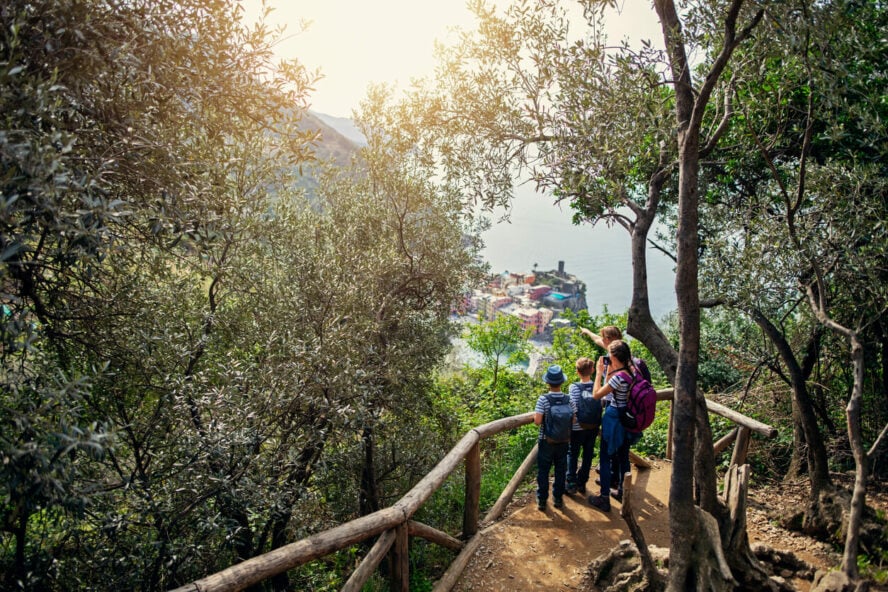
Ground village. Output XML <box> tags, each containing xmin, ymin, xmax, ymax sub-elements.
<box><xmin>463</xmin><ymin>261</ymin><xmax>588</xmax><ymax>339</ymax></box>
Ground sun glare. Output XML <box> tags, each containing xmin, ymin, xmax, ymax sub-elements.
<box><xmin>241</xmin><ymin>0</ymin><xmax>662</xmax><ymax>117</ymax></box>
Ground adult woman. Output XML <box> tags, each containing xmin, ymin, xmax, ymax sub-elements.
<box><xmin>587</xmin><ymin>340</ymin><xmax>636</xmax><ymax>512</ymax></box>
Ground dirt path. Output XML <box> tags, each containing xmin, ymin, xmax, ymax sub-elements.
<box><xmin>452</xmin><ymin>462</ymin><xmax>672</xmax><ymax>591</ymax></box>
<box><xmin>451</xmin><ymin>461</ymin><xmax>840</xmax><ymax>591</ymax></box>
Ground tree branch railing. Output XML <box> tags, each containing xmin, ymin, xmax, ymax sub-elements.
<box><xmin>169</xmin><ymin>390</ymin><xmax>775</xmax><ymax>592</ymax></box>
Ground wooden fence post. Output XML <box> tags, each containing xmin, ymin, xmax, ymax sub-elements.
<box><xmin>463</xmin><ymin>442</ymin><xmax>481</xmax><ymax>539</ymax></box>
<box><xmin>390</xmin><ymin>522</ymin><xmax>410</xmax><ymax>592</ymax></box>
<box><xmin>666</xmin><ymin>402</ymin><xmax>674</xmax><ymax>460</ymax></box>
<box><xmin>730</xmin><ymin>427</ymin><xmax>751</xmax><ymax>467</ymax></box>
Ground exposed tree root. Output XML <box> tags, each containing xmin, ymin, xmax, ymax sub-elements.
<box><xmin>581</xmin><ymin>540</ymin><xmax>814</xmax><ymax>592</ymax></box>
<box><xmin>583</xmin><ymin>464</ymin><xmax>802</xmax><ymax>591</ymax></box>
<box><xmin>781</xmin><ymin>485</ymin><xmax>887</xmax><ymax>554</ymax></box>
<box><xmin>810</xmin><ymin>569</ymin><xmax>872</xmax><ymax>592</ymax></box>
<box><xmin>750</xmin><ymin>543</ymin><xmax>817</xmax><ymax>581</ymax></box>
<box><xmin>580</xmin><ymin>541</ymin><xmax>668</xmax><ymax>592</ymax></box>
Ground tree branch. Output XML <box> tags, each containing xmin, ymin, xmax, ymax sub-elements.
<box><xmin>700</xmin><ymin>79</ymin><xmax>735</xmax><ymax>157</ymax></box>
<box><xmin>867</xmin><ymin>422</ymin><xmax>888</xmax><ymax>460</ymax></box>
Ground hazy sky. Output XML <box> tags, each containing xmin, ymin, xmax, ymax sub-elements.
<box><xmin>241</xmin><ymin>0</ymin><xmax>663</xmax><ymax>117</ymax></box>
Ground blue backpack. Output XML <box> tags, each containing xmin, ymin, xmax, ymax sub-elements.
<box><xmin>574</xmin><ymin>383</ymin><xmax>602</xmax><ymax>429</ymax></box>
<box><xmin>543</xmin><ymin>393</ymin><xmax>573</xmax><ymax>443</ymax></box>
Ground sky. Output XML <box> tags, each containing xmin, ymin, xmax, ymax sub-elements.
<box><xmin>241</xmin><ymin>0</ymin><xmax>663</xmax><ymax>118</ymax></box>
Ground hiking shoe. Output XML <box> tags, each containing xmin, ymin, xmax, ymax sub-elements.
<box><xmin>611</xmin><ymin>490</ymin><xmax>623</xmax><ymax>503</ymax></box>
<box><xmin>554</xmin><ymin>497</ymin><xmax>564</xmax><ymax>509</ymax></box>
<box><xmin>566</xmin><ymin>484</ymin><xmax>578</xmax><ymax>495</ymax></box>
<box><xmin>587</xmin><ymin>495</ymin><xmax>611</xmax><ymax>513</ymax></box>
<box><xmin>577</xmin><ymin>484</ymin><xmax>587</xmax><ymax>495</ymax></box>
<box><xmin>537</xmin><ymin>498</ymin><xmax>546</xmax><ymax>511</ymax></box>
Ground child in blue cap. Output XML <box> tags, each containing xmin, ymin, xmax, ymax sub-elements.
<box><xmin>533</xmin><ymin>364</ymin><xmax>575</xmax><ymax>510</ymax></box>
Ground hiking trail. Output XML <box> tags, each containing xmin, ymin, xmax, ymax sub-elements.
<box><xmin>450</xmin><ymin>461</ymin><xmax>840</xmax><ymax>592</ymax></box>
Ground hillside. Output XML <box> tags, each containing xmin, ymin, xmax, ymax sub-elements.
<box><xmin>299</xmin><ymin>111</ymin><xmax>363</xmax><ymax>167</ymax></box>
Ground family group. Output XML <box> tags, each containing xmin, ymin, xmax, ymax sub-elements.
<box><xmin>533</xmin><ymin>325</ymin><xmax>654</xmax><ymax>514</ymax></box>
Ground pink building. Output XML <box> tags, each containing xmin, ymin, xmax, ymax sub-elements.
<box><xmin>483</xmin><ymin>295</ymin><xmax>513</xmax><ymax>319</ymax></box>
<box><xmin>528</xmin><ymin>285</ymin><xmax>552</xmax><ymax>300</ymax></box>
<box><xmin>512</xmin><ymin>306</ymin><xmax>544</xmax><ymax>335</ymax></box>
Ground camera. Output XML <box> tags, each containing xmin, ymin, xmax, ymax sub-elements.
<box><xmin>602</xmin><ymin>355</ymin><xmax>610</xmax><ymax>366</ymax></box>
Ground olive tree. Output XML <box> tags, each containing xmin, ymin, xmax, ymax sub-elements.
<box><xmin>401</xmin><ymin>0</ymin><xmax>775</xmax><ymax>587</ymax></box>
<box><xmin>694</xmin><ymin>0</ymin><xmax>888</xmax><ymax>581</ymax></box>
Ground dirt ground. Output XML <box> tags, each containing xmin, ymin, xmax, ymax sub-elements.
<box><xmin>451</xmin><ymin>461</ymin><xmax>843</xmax><ymax>592</ymax></box>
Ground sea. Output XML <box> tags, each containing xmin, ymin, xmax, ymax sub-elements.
<box><xmin>480</xmin><ymin>184</ymin><xmax>677</xmax><ymax>323</ymax></box>
<box><xmin>312</xmin><ymin>112</ymin><xmax>678</xmax><ymax>322</ymax></box>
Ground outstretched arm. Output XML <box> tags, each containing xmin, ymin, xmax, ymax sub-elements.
<box><xmin>580</xmin><ymin>327</ymin><xmax>605</xmax><ymax>349</ymax></box>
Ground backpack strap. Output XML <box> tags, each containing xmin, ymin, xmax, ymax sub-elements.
<box><xmin>545</xmin><ymin>392</ymin><xmax>565</xmax><ymax>408</ymax></box>
<box><xmin>613</xmin><ymin>369</ymin><xmax>635</xmax><ymax>382</ymax></box>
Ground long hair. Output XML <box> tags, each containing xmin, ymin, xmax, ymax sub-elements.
<box><xmin>607</xmin><ymin>340</ymin><xmax>632</xmax><ymax>366</ymax></box>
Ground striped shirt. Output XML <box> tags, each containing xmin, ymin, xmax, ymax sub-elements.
<box><xmin>569</xmin><ymin>381</ymin><xmax>595</xmax><ymax>431</ymax></box>
<box><xmin>606</xmin><ymin>370</ymin><xmax>632</xmax><ymax>408</ymax></box>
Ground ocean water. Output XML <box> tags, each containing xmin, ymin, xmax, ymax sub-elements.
<box><xmin>480</xmin><ymin>184</ymin><xmax>677</xmax><ymax>322</ymax></box>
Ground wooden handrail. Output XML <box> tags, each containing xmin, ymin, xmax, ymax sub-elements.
<box><xmin>655</xmin><ymin>388</ymin><xmax>776</xmax><ymax>437</ymax></box>
<box><xmin>169</xmin><ymin>399</ymin><xmax>775</xmax><ymax>592</ymax></box>
<box><xmin>169</xmin><ymin>413</ymin><xmax>536</xmax><ymax>592</ymax></box>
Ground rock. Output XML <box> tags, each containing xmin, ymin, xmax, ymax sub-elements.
<box><xmin>811</xmin><ymin>570</ymin><xmax>855</xmax><ymax>592</ymax></box>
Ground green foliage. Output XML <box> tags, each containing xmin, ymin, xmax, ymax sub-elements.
<box><xmin>0</xmin><ymin>2</ymin><xmax>482</xmax><ymax>589</ymax></box>
<box><xmin>632</xmin><ymin>401</ymin><xmax>670</xmax><ymax>459</ymax></box>
<box><xmin>553</xmin><ymin>308</ymin><xmax>666</xmax><ymax>387</ymax></box>
<box><xmin>463</xmin><ymin>315</ymin><xmax>531</xmax><ymax>391</ymax></box>
<box><xmin>858</xmin><ymin>552</ymin><xmax>888</xmax><ymax>586</ymax></box>
<box><xmin>433</xmin><ymin>366</ymin><xmax>538</xmax><ymax>433</ymax></box>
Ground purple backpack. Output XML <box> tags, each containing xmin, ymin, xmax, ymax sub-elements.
<box><xmin>615</xmin><ymin>370</ymin><xmax>657</xmax><ymax>433</ymax></box>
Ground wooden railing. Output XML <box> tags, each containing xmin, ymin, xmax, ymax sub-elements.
<box><xmin>169</xmin><ymin>390</ymin><xmax>775</xmax><ymax>592</ymax></box>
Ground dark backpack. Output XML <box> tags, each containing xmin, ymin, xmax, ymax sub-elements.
<box><xmin>615</xmin><ymin>370</ymin><xmax>657</xmax><ymax>433</ymax></box>
<box><xmin>543</xmin><ymin>393</ymin><xmax>573</xmax><ymax>443</ymax></box>
<box><xmin>574</xmin><ymin>383</ymin><xmax>601</xmax><ymax>429</ymax></box>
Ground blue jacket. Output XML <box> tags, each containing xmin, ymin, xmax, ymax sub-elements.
<box><xmin>600</xmin><ymin>405</ymin><xmax>626</xmax><ymax>456</ymax></box>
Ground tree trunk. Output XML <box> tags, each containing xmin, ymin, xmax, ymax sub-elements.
<box><xmin>626</xmin><ymin>180</ymin><xmax>678</xmax><ymax>385</ymax></box>
<box><xmin>751</xmin><ymin>311</ymin><xmax>831</xmax><ymax>499</ymax></box>
<box><xmin>841</xmin><ymin>334</ymin><xmax>866</xmax><ymax>578</ymax></box>
<box><xmin>695</xmin><ymin>396</ymin><xmax>722</xmax><ymax>517</ymax></box>
<box><xmin>653</xmin><ymin>0</ymin><xmax>765</xmax><ymax>587</ymax></box>
<box><xmin>804</xmin><ymin>284</ymin><xmax>875</xmax><ymax>586</ymax></box>
<box><xmin>785</xmin><ymin>399</ymin><xmax>806</xmax><ymax>481</ymax></box>
<box><xmin>660</xmin><ymin>5</ymin><xmax>704</xmax><ymax>583</ymax></box>
<box><xmin>360</xmin><ymin>426</ymin><xmax>382</xmax><ymax>517</ymax></box>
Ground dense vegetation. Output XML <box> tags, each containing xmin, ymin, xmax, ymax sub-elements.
<box><xmin>0</xmin><ymin>2</ymin><xmax>482</xmax><ymax>589</ymax></box>
<box><xmin>1</xmin><ymin>0</ymin><xmax>885</xmax><ymax>591</ymax></box>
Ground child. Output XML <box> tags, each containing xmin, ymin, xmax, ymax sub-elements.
<box><xmin>533</xmin><ymin>365</ymin><xmax>574</xmax><ymax>511</ymax></box>
<box><xmin>566</xmin><ymin>357</ymin><xmax>601</xmax><ymax>495</ymax></box>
